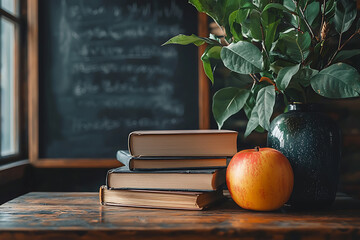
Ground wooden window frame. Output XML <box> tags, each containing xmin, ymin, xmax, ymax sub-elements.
<box><xmin>27</xmin><ymin>0</ymin><xmax>209</xmax><ymax>168</ymax></box>
<box><xmin>0</xmin><ymin>0</ymin><xmax>26</xmax><ymax>165</ymax></box>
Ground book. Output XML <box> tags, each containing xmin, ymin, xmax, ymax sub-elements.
<box><xmin>106</xmin><ymin>166</ymin><xmax>226</xmax><ymax>191</ymax></box>
<box><xmin>128</xmin><ymin>130</ymin><xmax>238</xmax><ymax>157</ymax></box>
<box><xmin>99</xmin><ymin>186</ymin><xmax>225</xmax><ymax>210</ymax></box>
<box><xmin>117</xmin><ymin>150</ymin><xmax>228</xmax><ymax>170</ymax></box>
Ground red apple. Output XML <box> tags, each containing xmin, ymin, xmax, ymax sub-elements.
<box><xmin>227</xmin><ymin>147</ymin><xmax>294</xmax><ymax>211</ymax></box>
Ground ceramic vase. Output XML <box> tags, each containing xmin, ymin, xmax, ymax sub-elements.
<box><xmin>267</xmin><ymin>103</ymin><xmax>341</xmax><ymax>208</ymax></box>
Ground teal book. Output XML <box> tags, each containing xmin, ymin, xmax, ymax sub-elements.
<box><xmin>116</xmin><ymin>150</ymin><xmax>227</xmax><ymax>171</ymax></box>
<box><xmin>106</xmin><ymin>166</ymin><xmax>226</xmax><ymax>191</ymax></box>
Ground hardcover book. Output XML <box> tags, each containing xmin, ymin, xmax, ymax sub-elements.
<box><xmin>99</xmin><ymin>186</ymin><xmax>225</xmax><ymax>210</ymax></box>
<box><xmin>128</xmin><ymin>130</ymin><xmax>238</xmax><ymax>157</ymax></box>
<box><xmin>106</xmin><ymin>166</ymin><xmax>226</xmax><ymax>191</ymax></box>
<box><xmin>117</xmin><ymin>150</ymin><xmax>227</xmax><ymax>170</ymax></box>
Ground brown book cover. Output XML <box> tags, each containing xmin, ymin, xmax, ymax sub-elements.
<box><xmin>117</xmin><ymin>150</ymin><xmax>228</xmax><ymax>170</ymax></box>
<box><xmin>99</xmin><ymin>186</ymin><xmax>225</xmax><ymax>210</ymax></box>
<box><xmin>128</xmin><ymin>130</ymin><xmax>238</xmax><ymax>157</ymax></box>
<box><xmin>106</xmin><ymin>166</ymin><xmax>226</xmax><ymax>191</ymax></box>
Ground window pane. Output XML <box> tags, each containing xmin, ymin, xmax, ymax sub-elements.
<box><xmin>1</xmin><ymin>18</ymin><xmax>18</xmax><ymax>156</ymax></box>
<box><xmin>1</xmin><ymin>0</ymin><xmax>19</xmax><ymax>16</ymax></box>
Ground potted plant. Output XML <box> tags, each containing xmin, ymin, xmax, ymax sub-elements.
<box><xmin>163</xmin><ymin>0</ymin><xmax>360</xmax><ymax>208</ymax></box>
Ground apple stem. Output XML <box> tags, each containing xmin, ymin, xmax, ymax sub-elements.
<box><xmin>255</xmin><ymin>146</ymin><xmax>260</xmax><ymax>152</ymax></box>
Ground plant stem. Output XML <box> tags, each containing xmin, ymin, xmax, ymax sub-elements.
<box><xmin>249</xmin><ymin>74</ymin><xmax>260</xmax><ymax>83</ymax></box>
<box><xmin>326</xmin><ymin>32</ymin><xmax>359</xmax><ymax>67</ymax></box>
<box><xmin>338</xmin><ymin>32</ymin><xmax>342</xmax><ymax>49</ymax></box>
<box><xmin>319</xmin><ymin>0</ymin><xmax>326</xmax><ymax>40</ymax></box>
<box><xmin>340</xmin><ymin>32</ymin><xmax>359</xmax><ymax>50</ymax></box>
<box><xmin>260</xmin><ymin>24</ymin><xmax>270</xmax><ymax>60</ymax></box>
<box><xmin>249</xmin><ymin>74</ymin><xmax>257</xmax><ymax>83</ymax></box>
<box><xmin>303</xmin><ymin>1</ymin><xmax>309</xmax><ymax>10</ymax></box>
<box><xmin>292</xmin><ymin>0</ymin><xmax>315</xmax><ymax>39</ymax></box>
<box><xmin>299</xmin><ymin>9</ymin><xmax>315</xmax><ymax>39</ymax></box>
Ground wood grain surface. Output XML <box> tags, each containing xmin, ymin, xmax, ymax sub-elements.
<box><xmin>0</xmin><ymin>192</ymin><xmax>359</xmax><ymax>240</ymax></box>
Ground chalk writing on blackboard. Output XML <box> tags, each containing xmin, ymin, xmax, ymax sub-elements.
<box><xmin>38</xmin><ymin>0</ymin><xmax>199</xmax><ymax>158</ymax></box>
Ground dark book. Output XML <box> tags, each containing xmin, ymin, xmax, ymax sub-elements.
<box><xmin>128</xmin><ymin>130</ymin><xmax>238</xmax><ymax>157</ymax></box>
<box><xmin>106</xmin><ymin>166</ymin><xmax>226</xmax><ymax>191</ymax></box>
<box><xmin>117</xmin><ymin>150</ymin><xmax>227</xmax><ymax>170</ymax></box>
<box><xmin>99</xmin><ymin>186</ymin><xmax>225</xmax><ymax>210</ymax></box>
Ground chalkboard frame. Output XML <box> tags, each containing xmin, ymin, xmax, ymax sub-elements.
<box><xmin>27</xmin><ymin>0</ymin><xmax>210</xmax><ymax>168</ymax></box>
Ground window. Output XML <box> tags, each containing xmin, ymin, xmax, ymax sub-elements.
<box><xmin>0</xmin><ymin>0</ymin><xmax>20</xmax><ymax>159</ymax></box>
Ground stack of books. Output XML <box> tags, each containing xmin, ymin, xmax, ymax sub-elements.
<box><xmin>99</xmin><ymin>130</ymin><xmax>238</xmax><ymax>210</ymax></box>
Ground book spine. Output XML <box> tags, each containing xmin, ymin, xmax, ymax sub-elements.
<box><xmin>127</xmin><ymin>132</ymin><xmax>137</xmax><ymax>156</ymax></box>
<box><xmin>102</xmin><ymin>201</ymin><xmax>203</xmax><ymax>211</ymax></box>
<box><xmin>105</xmin><ymin>170</ymin><xmax>112</xmax><ymax>188</ymax></box>
<box><xmin>106</xmin><ymin>187</ymin><xmax>215</xmax><ymax>192</ymax></box>
<box><xmin>99</xmin><ymin>185</ymin><xmax>105</xmax><ymax>205</ymax></box>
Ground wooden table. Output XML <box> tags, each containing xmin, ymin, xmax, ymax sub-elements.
<box><xmin>0</xmin><ymin>192</ymin><xmax>359</xmax><ymax>240</ymax></box>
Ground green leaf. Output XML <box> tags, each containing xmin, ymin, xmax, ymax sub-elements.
<box><xmin>244</xmin><ymin>95</ymin><xmax>255</xmax><ymax>119</ymax></box>
<box><xmin>229</xmin><ymin>10</ymin><xmax>244</xmax><ymax>42</ymax></box>
<box><xmin>325</xmin><ymin>0</ymin><xmax>335</xmax><ymax>13</ymax></box>
<box><xmin>251</xmin><ymin>80</ymin><xmax>271</xmax><ymax>94</ymax></box>
<box><xmin>271</xmin><ymin>29</ymin><xmax>311</xmax><ymax>63</ymax></box>
<box><xmin>162</xmin><ymin>34</ymin><xmax>205</xmax><ymax>46</ymax></box>
<box><xmin>255</xmin><ymin>125</ymin><xmax>266</xmax><ymax>133</ymax></box>
<box><xmin>239</xmin><ymin>0</ymin><xmax>258</xmax><ymax>10</ymax></box>
<box><xmin>260</xmin><ymin>3</ymin><xmax>279</xmax><ymax>26</ymax></box>
<box><xmin>241</xmin><ymin>10</ymin><xmax>262</xmax><ymax>41</ymax></box>
<box><xmin>244</xmin><ymin>85</ymin><xmax>275</xmax><ymax>137</ymax></box>
<box><xmin>244</xmin><ymin>81</ymin><xmax>269</xmax><ymax>119</ymax></box>
<box><xmin>283</xmin><ymin>0</ymin><xmax>296</xmax><ymax>11</ymax></box>
<box><xmin>229</xmin><ymin>72</ymin><xmax>254</xmax><ymax>88</ymax></box>
<box><xmin>229</xmin><ymin>6</ymin><xmax>253</xmax><ymax>42</ymax></box>
<box><xmin>189</xmin><ymin>0</ymin><xmax>240</xmax><ymax>27</ymax></box>
<box><xmin>334</xmin><ymin>0</ymin><xmax>357</xmax><ymax>34</ymax></box>
<box><xmin>201</xmin><ymin>59</ymin><xmax>213</xmax><ymax>84</ymax></box>
<box><xmin>310</xmin><ymin>63</ymin><xmax>360</xmax><ymax>98</ymax></box>
<box><xmin>333</xmin><ymin>49</ymin><xmax>360</xmax><ymax>62</ymax></box>
<box><xmin>276</xmin><ymin>64</ymin><xmax>300</xmax><ymax>91</ymax></box>
<box><xmin>304</xmin><ymin>2</ymin><xmax>320</xmax><ymax>26</ymax></box>
<box><xmin>241</xmin><ymin>23</ymin><xmax>252</xmax><ymax>40</ymax></box>
<box><xmin>221</xmin><ymin>41</ymin><xmax>263</xmax><ymax>74</ymax></box>
<box><xmin>244</xmin><ymin>107</ymin><xmax>260</xmax><ymax>137</ymax></box>
<box><xmin>207</xmin><ymin>45</ymin><xmax>222</xmax><ymax>59</ymax></box>
<box><xmin>254</xmin><ymin>85</ymin><xmax>276</xmax><ymax>131</ymax></box>
<box><xmin>260</xmin><ymin>4</ymin><xmax>281</xmax><ymax>52</ymax></box>
<box><xmin>270</xmin><ymin>60</ymin><xmax>296</xmax><ymax>74</ymax></box>
<box><xmin>264</xmin><ymin>19</ymin><xmax>280</xmax><ymax>52</ymax></box>
<box><xmin>212</xmin><ymin>88</ymin><xmax>250</xmax><ymax>129</ymax></box>
<box><xmin>229</xmin><ymin>10</ymin><xmax>242</xmax><ymax>38</ymax></box>
<box><xmin>324</xmin><ymin>0</ymin><xmax>335</xmax><ymax>17</ymax></box>
<box><xmin>209</xmin><ymin>33</ymin><xmax>222</xmax><ymax>44</ymax></box>
<box><xmin>237</xmin><ymin>7</ymin><xmax>251</xmax><ymax>23</ymax></box>
<box><xmin>284</xmin><ymin>66</ymin><xmax>309</xmax><ymax>100</ymax></box>
<box><xmin>262</xmin><ymin>3</ymin><xmax>295</xmax><ymax>14</ymax></box>
<box><xmin>201</xmin><ymin>46</ymin><xmax>222</xmax><ymax>83</ymax></box>
<box><xmin>252</xmin><ymin>0</ymin><xmax>270</xmax><ymax>10</ymax></box>
<box><xmin>293</xmin><ymin>67</ymin><xmax>319</xmax><ymax>87</ymax></box>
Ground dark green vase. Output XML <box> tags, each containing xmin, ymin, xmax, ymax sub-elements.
<box><xmin>267</xmin><ymin>103</ymin><xmax>341</xmax><ymax>209</ymax></box>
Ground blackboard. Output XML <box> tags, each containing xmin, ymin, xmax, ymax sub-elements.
<box><xmin>36</xmin><ymin>0</ymin><xmax>204</xmax><ymax>161</ymax></box>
